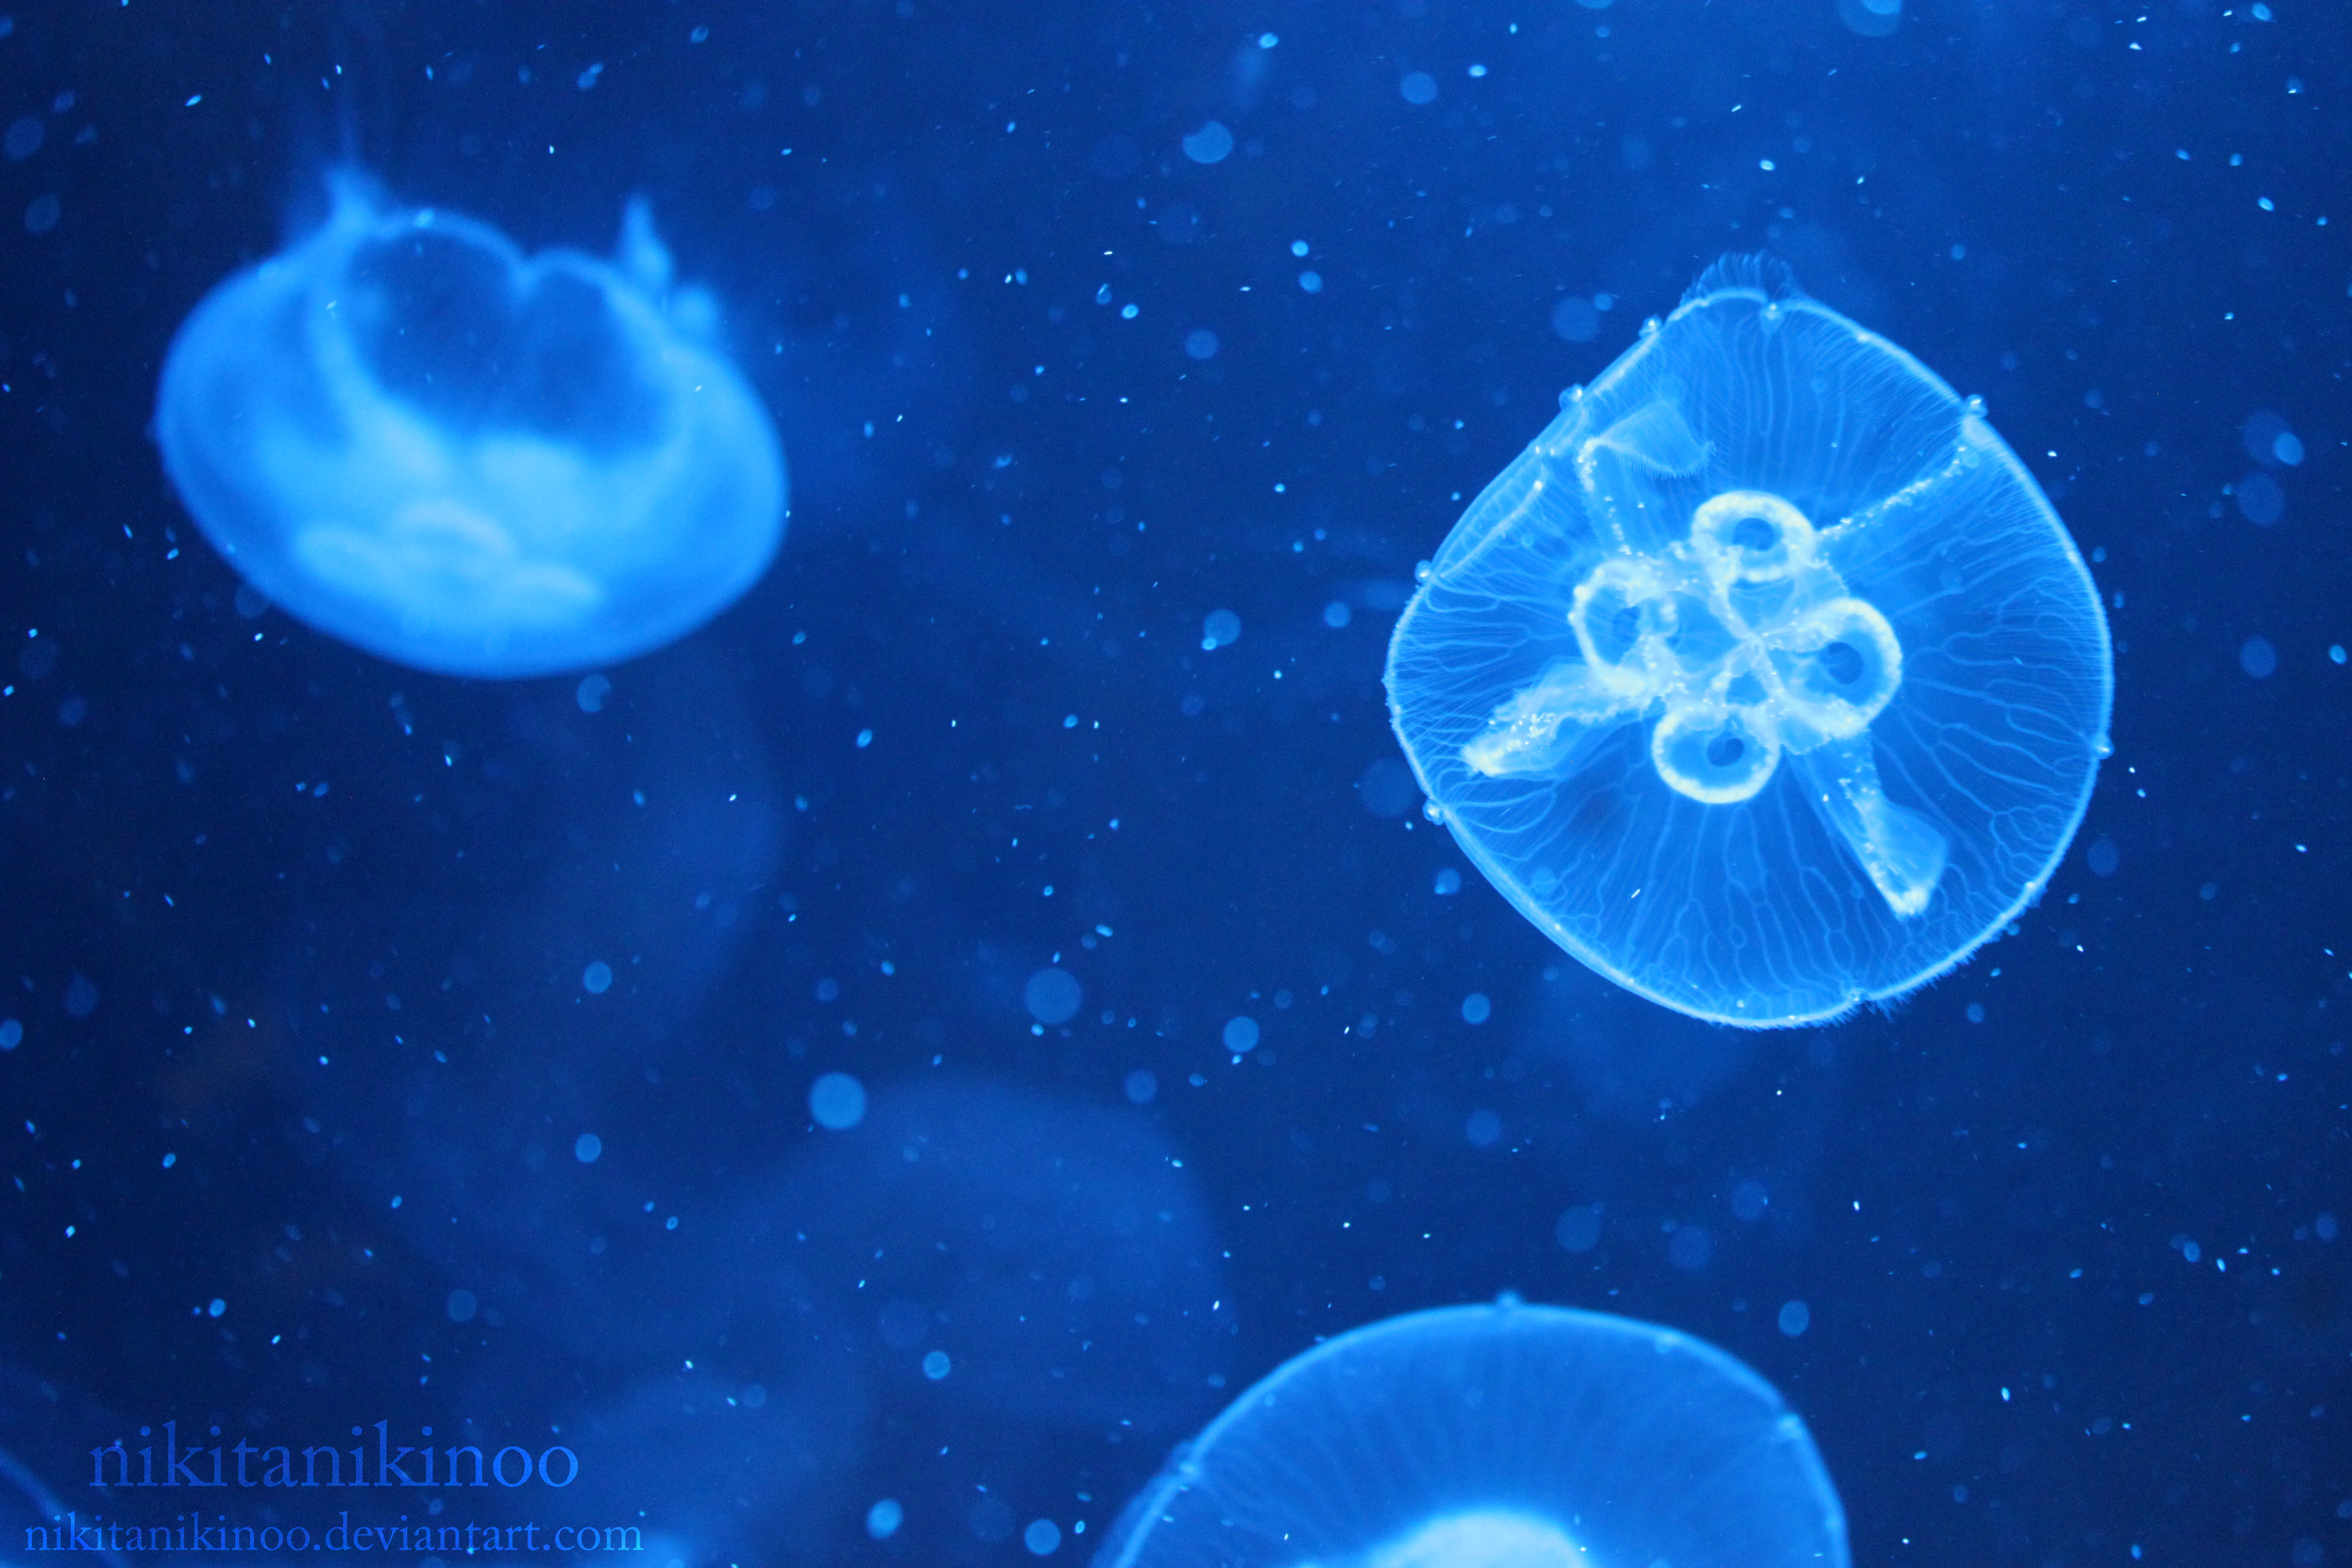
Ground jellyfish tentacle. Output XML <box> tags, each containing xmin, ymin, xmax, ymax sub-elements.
<box><xmin>1821</xmin><ymin>438</ymin><xmax>1971</xmax><ymax>543</ymax></box>
<box><xmin>1574</xmin><ymin>394</ymin><xmax>1711</xmax><ymax>549</ymax></box>
<box><xmin>1464</xmin><ymin>661</ymin><xmax>1637</xmax><ymax>780</ymax></box>
<box><xmin>1793</xmin><ymin>735</ymin><xmax>1948</xmax><ymax>917</ymax></box>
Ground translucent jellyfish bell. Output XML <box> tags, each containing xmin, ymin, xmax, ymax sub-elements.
<box><xmin>1095</xmin><ymin>1301</ymin><xmax>1849</xmax><ymax>1568</ymax></box>
<box><xmin>156</xmin><ymin>174</ymin><xmax>785</xmax><ymax>678</ymax></box>
<box><xmin>1386</xmin><ymin>256</ymin><xmax>2112</xmax><ymax>1027</ymax></box>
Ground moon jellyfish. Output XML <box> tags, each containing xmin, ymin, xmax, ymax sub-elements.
<box><xmin>1386</xmin><ymin>256</ymin><xmax>2111</xmax><ymax>1027</ymax></box>
<box><xmin>156</xmin><ymin>175</ymin><xmax>785</xmax><ymax>678</ymax></box>
<box><xmin>1096</xmin><ymin>1300</ymin><xmax>1848</xmax><ymax>1568</ymax></box>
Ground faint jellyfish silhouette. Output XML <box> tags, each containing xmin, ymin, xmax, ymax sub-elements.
<box><xmin>1356</xmin><ymin>757</ymin><xmax>1417</xmax><ymax>818</ymax></box>
<box><xmin>1182</xmin><ymin>122</ymin><xmax>1235</xmax><ymax>165</ymax></box>
<box><xmin>546</xmin><ymin>1353</ymin><xmax>867</xmax><ymax>1567</ymax></box>
<box><xmin>1519</xmin><ymin>959</ymin><xmax>1756</xmax><ymax>1118</ymax></box>
<box><xmin>2235</xmin><ymin>470</ymin><xmax>2286</xmax><ymax>525</ymax></box>
<box><xmin>284</xmin><ymin>649</ymin><xmax>784</xmax><ymax>1362</ymax></box>
<box><xmin>156</xmin><ymin>173</ymin><xmax>785</xmax><ymax>677</ymax></box>
<box><xmin>1023</xmin><ymin>966</ymin><xmax>1084</xmax><ymax>1025</ymax></box>
<box><xmin>0</xmin><ymin>1363</ymin><xmax>136</xmax><ymax>1567</ymax></box>
<box><xmin>1386</xmin><ymin>255</ymin><xmax>2112</xmax><ymax>1027</ymax></box>
<box><xmin>1550</xmin><ymin>295</ymin><xmax>1601</xmax><ymax>344</ymax></box>
<box><xmin>780</xmin><ymin>1075</ymin><xmax>1228</xmax><ymax>1432</ymax></box>
<box><xmin>810</xmin><ymin>1071</ymin><xmax>869</xmax><ymax>1129</ymax></box>
<box><xmin>1837</xmin><ymin>0</ymin><xmax>1902</xmax><ymax>37</ymax></box>
<box><xmin>2240</xmin><ymin>408</ymin><xmax>2304</xmax><ymax>468</ymax></box>
<box><xmin>1095</xmin><ymin>1300</ymin><xmax>1848</xmax><ymax>1568</ymax></box>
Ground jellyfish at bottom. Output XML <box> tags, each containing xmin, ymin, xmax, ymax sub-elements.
<box><xmin>1385</xmin><ymin>255</ymin><xmax>2111</xmax><ymax>1027</ymax></box>
<box><xmin>155</xmin><ymin>174</ymin><xmax>785</xmax><ymax>678</ymax></box>
<box><xmin>1094</xmin><ymin>1301</ymin><xmax>1847</xmax><ymax>1568</ymax></box>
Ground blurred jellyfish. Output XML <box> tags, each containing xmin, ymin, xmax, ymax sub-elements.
<box><xmin>1182</xmin><ymin>122</ymin><xmax>1235</xmax><ymax>165</ymax></box>
<box><xmin>2235</xmin><ymin>470</ymin><xmax>2286</xmax><ymax>525</ymax></box>
<box><xmin>810</xmin><ymin>1071</ymin><xmax>869</xmax><ymax>1129</ymax></box>
<box><xmin>280</xmin><ymin>648</ymin><xmax>784</xmax><ymax>1361</ymax></box>
<box><xmin>1554</xmin><ymin>1205</ymin><xmax>1603</xmax><ymax>1253</ymax></box>
<box><xmin>1837</xmin><ymin>0</ymin><xmax>1902</xmax><ymax>36</ymax></box>
<box><xmin>777</xmin><ymin>1075</ymin><xmax>1227</xmax><ymax>1432</ymax></box>
<box><xmin>1023</xmin><ymin>966</ymin><xmax>1085</xmax><ymax>1025</ymax></box>
<box><xmin>1667</xmin><ymin>1223</ymin><xmax>1715</xmax><ymax>1272</ymax></box>
<box><xmin>1356</xmin><ymin>757</ymin><xmax>1417</xmax><ymax>818</ymax></box>
<box><xmin>1521</xmin><ymin>958</ymin><xmax>1758</xmax><ymax>1119</ymax></box>
<box><xmin>1550</xmin><ymin>295</ymin><xmax>1601</xmax><ymax>344</ymax></box>
<box><xmin>491</xmin><ymin>1345</ymin><xmax>865</xmax><ymax>1567</ymax></box>
<box><xmin>2085</xmin><ymin>835</ymin><xmax>2120</xmax><ymax>877</ymax></box>
<box><xmin>761</xmin><ymin>182</ymin><xmax>972</xmax><ymax>529</ymax></box>
<box><xmin>2241</xmin><ymin>408</ymin><xmax>2305</xmax><ymax>468</ymax></box>
<box><xmin>1387</xmin><ymin>254</ymin><xmax>2111</xmax><ymax>1027</ymax></box>
<box><xmin>156</xmin><ymin>173</ymin><xmax>785</xmax><ymax>677</ymax></box>
<box><xmin>1095</xmin><ymin>1301</ymin><xmax>1848</xmax><ymax>1568</ymax></box>
<box><xmin>0</xmin><ymin>1363</ymin><xmax>135</xmax><ymax>1567</ymax></box>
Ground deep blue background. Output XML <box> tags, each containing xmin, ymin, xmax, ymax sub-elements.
<box><xmin>0</xmin><ymin>0</ymin><xmax>2347</xmax><ymax>1563</ymax></box>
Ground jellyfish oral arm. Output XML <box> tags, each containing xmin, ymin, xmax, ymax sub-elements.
<box><xmin>1572</xmin><ymin>396</ymin><xmax>1711</xmax><ymax>546</ymax></box>
<box><xmin>1793</xmin><ymin>736</ymin><xmax>1948</xmax><ymax>918</ymax></box>
<box><xmin>1457</xmin><ymin>483</ymin><xmax>1949</xmax><ymax>915</ymax></box>
<box><xmin>1358</xmin><ymin>1509</ymin><xmax>1596</xmax><ymax>1568</ymax></box>
<box><xmin>1463</xmin><ymin>661</ymin><xmax>1632</xmax><ymax>779</ymax></box>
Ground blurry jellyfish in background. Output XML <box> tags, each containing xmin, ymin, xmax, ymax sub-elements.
<box><xmin>2241</xmin><ymin>408</ymin><xmax>2305</xmax><ymax>469</ymax></box>
<box><xmin>777</xmin><ymin>1075</ymin><xmax>1227</xmax><ymax>1431</ymax></box>
<box><xmin>419</xmin><ymin>1280</ymin><xmax>867</xmax><ymax>1568</ymax></box>
<box><xmin>1023</xmin><ymin>965</ymin><xmax>1085</xmax><ymax>1025</ymax></box>
<box><xmin>281</xmin><ymin>649</ymin><xmax>784</xmax><ymax>1361</ymax></box>
<box><xmin>1182</xmin><ymin>121</ymin><xmax>1236</xmax><ymax>165</ymax></box>
<box><xmin>156</xmin><ymin>173</ymin><xmax>785</xmax><ymax>678</ymax></box>
<box><xmin>1550</xmin><ymin>294</ymin><xmax>1601</xmax><ymax>344</ymax></box>
<box><xmin>1522</xmin><ymin>959</ymin><xmax>1758</xmax><ymax>1120</ymax></box>
<box><xmin>2235</xmin><ymin>471</ymin><xmax>2286</xmax><ymax>525</ymax></box>
<box><xmin>1836</xmin><ymin>0</ymin><xmax>1902</xmax><ymax>37</ymax></box>
<box><xmin>1386</xmin><ymin>255</ymin><xmax>2112</xmax><ymax>1027</ymax></box>
<box><xmin>809</xmin><ymin>1071</ymin><xmax>869</xmax><ymax>1128</ymax></box>
<box><xmin>0</xmin><ymin>1366</ymin><xmax>115</xmax><ymax>1548</ymax></box>
<box><xmin>539</xmin><ymin>1355</ymin><xmax>867</xmax><ymax>1567</ymax></box>
<box><xmin>1095</xmin><ymin>1301</ymin><xmax>1848</xmax><ymax>1568</ymax></box>
<box><xmin>2236</xmin><ymin>408</ymin><xmax>2300</xmax><ymax>526</ymax></box>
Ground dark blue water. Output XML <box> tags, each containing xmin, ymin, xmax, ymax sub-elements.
<box><xmin>0</xmin><ymin>1</ymin><xmax>2345</xmax><ymax>1564</ymax></box>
